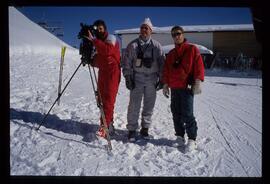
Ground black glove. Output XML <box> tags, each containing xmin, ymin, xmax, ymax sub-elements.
<box><xmin>125</xmin><ymin>75</ymin><xmax>135</xmax><ymax>90</ymax></box>
<box><xmin>155</xmin><ymin>80</ymin><xmax>163</xmax><ymax>91</ymax></box>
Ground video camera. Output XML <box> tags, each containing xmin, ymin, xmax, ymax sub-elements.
<box><xmin>77</xmin><ymin>23</ymin><xmax>98</xmax><ymax>66</ymax></box>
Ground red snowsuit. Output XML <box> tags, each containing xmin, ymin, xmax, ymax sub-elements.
<box><xmin>92</xmin><ymin>33</ymin><xmax>121</xmax><ymax>127</ymax></box>
<box><xmin>162</xmin><ymin>40</ymin><xmax>204</xmax><ymax>89</ymax></box>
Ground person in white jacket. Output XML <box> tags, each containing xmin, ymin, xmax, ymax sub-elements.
<box><xmin>122</xmin><ymin>18</ymin><xmax>165</xmax><ymax>142</ymax></box>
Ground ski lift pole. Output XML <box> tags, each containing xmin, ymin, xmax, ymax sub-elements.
<box><xmin>87</xmin><ymin>64</ymin><xmax>112</xmax><ymax>151</ymax></box>
<box><xmin>34</xmin><ymin>62</ymin><xmax>82</xmax><ymax>131</ymax></box>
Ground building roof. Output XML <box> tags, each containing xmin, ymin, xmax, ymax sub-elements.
<box><xmin>162</xmin><ymin>44</ymin><xmax>213</xmax><ymax>55</ymax></box>
<box><xmin>114</xmin><ymin>24</ymin><xmax>254</xmax><ymax>34</ymax></box>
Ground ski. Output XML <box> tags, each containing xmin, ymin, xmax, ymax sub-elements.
<box><xmin>57</xmin><ymin>46</ymin><xmax>66</xmax><ymax>105</ymax></box>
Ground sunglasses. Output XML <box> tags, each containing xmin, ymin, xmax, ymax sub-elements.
<box><xmin>172</xmin><ymin>32</ymin><xmax>182</xmax><ymax>37</ymax></box>
<box><xmin>140</xmin><ymin>26</ymin><xmax>149</xmax><ymax>30</ymax></box>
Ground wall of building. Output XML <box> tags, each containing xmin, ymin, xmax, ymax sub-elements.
<box><xmin>119</xmin><ymin>33</ymin><xmax>173</xmax><ymax>48</ymax></box>
<box><xmin>185</xmin><ymin>32</ymin><xmax>213</xmax><ymax>50</ymax></box>
<box><xmin>119</xmin><ymin>32</ymin><xmax>213</xmax><ymax>50</ymax></box>
<box><xmin>213</xmin><ymin>31</ymin><xmax>261</xmax><ymax>57</ymax></box>
<box><xmin>118</xmin><ymin>30</ymin><xmax>261</xmax><ymax>58</ymax></box>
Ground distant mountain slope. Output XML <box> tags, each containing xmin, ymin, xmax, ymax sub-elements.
<box><xmin>9</xmin><ymin>7</ymin><xmax>75</xmax><ymax>54</ymax></box>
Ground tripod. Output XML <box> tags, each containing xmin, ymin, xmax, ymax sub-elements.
<box><xmin>34</xmin><ymin>61</ymin><xmax>112</xmax><ymax>151</ymax></box>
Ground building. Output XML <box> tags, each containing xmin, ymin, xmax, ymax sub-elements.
<box><xmin>114</xmin><ymin>24</ymin><xmax>261</xmax><ymax>58</ymax></box>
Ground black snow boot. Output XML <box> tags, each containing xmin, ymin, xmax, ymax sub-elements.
<box><xmin>128</xmin><ymin>131</ymin><xmax>136</xmax><ymax>142</ymax></box>
<box><xmin>140</xmin><ymin>127</ymin><xmax>149</xmax><ymax>137</ymax></box>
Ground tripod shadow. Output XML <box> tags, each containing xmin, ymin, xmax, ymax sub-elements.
<box><xmin>10</xmin><ymin>108</ymin><xmax>178</xmax><ymax>148</ymax></box>
<box><xmin>10</xmin><ymin>108</ymin><xmax>101</xmax><ymax>142</ymax></box>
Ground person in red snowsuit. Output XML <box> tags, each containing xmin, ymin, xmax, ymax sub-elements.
<box><xmin>86</xmin><ymin>20</ymin><xmax>121</xmax><ymax>138</ymax></box>
<box><xmin>162</xmin><ymin>26</ymin><xmax>204</xmax><ymax>152</ymax></box>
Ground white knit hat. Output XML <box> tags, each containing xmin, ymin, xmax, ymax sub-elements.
<box><xmin>141</xmin><ymin>17</ymin><xmax>153</xmax><ymax>31</ymax></box>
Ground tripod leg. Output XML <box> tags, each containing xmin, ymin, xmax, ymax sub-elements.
<box><xmin>34</xmin><ymin>62</ymin><xmax>82</xmax><ymax>131</ymax></box>
<box><xmin>87</xmin><ymin>64</ymin><xmax>112</xmax><ymax>151</ymax></box>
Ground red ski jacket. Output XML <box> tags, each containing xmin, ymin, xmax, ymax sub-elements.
<box><xmin>92</xmin><ymin>34</ymin><xmax>121</xmax><ymax>125</ymax></box>
<box><xmin>162</xmin><ymin>40</ymin><xmax>204</xmax><ymax>89</ymax></box>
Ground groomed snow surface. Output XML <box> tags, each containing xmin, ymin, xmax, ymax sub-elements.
<box><xmin>9</xmin><ymin>7</ymin><xmax>262</xmax><ymax>177</ymax></box>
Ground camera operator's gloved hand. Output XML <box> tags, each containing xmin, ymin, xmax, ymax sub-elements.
<box><xmin>192</xmin><ymin>79</ymin><xmax>202</xmax><ymax>95</ymax></box>
<box><xmin>155</xmin><ymin>79</ymin><xmax>163</xmax><ymax>91</ymax></box>
<box><xmin>163</xmin><ymin>84</ymin><xmax>170</xmax><ymax>98</ymax></box>
<box><xmin>125</xmin><ymin>75</ymin><xmax>135</xmax><ymax>90</ymax></box>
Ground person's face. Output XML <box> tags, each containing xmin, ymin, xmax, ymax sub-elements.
<box><xmin>95</xmin><ymin>25</ymin><xmax>106</xmax><ymax>39</ymax></box>
<box><xmin>140</xmin><ymin>24</ymin><xmax>152</xmax><ymax>39</ymax></box>
<box><xmin>97</xmin><ymin>25</ymin><xmax>105</xmax><ymax>34</ymax></box>
<box><xmin>171</xmin><ymin>30</ymin><xmax>184</xmax><ymax>44</ymax></box>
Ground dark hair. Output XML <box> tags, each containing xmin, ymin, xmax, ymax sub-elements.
<box><xmin>171</xmin><ymin>26</ymin><xmax>184</xmax><ymax>33</ymax></box>
<box><xmin>93</xmin><ymin>19</ymin><xmax>107</xmax><ymax>30</ymax></box>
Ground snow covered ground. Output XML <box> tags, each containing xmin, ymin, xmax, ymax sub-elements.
<box><xmin>9</xmin><ymin>7</ymin><xmax>262</xmax><ymax>177</ymax></box>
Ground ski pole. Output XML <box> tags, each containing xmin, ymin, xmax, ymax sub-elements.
<box><xmin>57</xmin><ymin>46</ymin><xmax>67</xmax><ymax>105</ymax></box>
<box><xmin>87</xmin><ymin>64</ymin><xmax>112</xmax><ymax>151</ymax></box>
<box><xmin>34</xmin><ymin>62</ymin><xmax>82</xmax><ymax>131</ymax></box>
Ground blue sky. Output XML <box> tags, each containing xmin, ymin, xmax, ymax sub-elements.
<box><xmin>16</xmin><ymin>7</ymin><xmax>253</xmax><ymax>47</ymax></box>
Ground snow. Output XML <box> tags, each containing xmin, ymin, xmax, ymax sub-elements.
<box><xmin>114</xmin><ymin>24</ymin><xmax>254</xmax><ymax>34</ymax></box>
<box><xmin>9</xmin><ymin>7</ymin><xmax>262</xmax><ymax>177</ymax></box>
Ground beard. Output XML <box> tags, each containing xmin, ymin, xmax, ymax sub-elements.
<box><xmin>96</xmin><ymin>32</ymin><xmax>106</xmax><ymax>40</ymax></box>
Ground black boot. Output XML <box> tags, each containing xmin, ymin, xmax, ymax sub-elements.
<box><xmin>140</xmin><ymin>127</ymin><xmax>149</xmax><ymax>137</ymax></box>
<box><xmin>128</xmin><ymin>131</ymin><xmax>136</xmax><ymax>142</ymax></box>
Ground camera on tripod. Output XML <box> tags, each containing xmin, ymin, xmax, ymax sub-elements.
<box><xmin>78</xmin><ymin>23</ymin><xmax>98</xmax><ymax>66</ymax></box>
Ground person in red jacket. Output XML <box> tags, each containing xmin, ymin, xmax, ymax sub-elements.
<box><xmin>86</xmin><ymin>20</ymin><xmax>121</xmax><ymax>138</ymax></box>
<box><xmin>162</xmin><ymin>26</ymin><xmax>204</xmax><ymax>152</ymax></box>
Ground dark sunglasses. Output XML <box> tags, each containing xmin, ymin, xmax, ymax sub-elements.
<box><xmin>172</xmin><ymin>32</ymin><xmax>182</xmax><ymax>37</ymax></box>
<box><xmin>140</xmin><ymin>26</ymin><xmax>149</xmax><ymax>30</ymax></box>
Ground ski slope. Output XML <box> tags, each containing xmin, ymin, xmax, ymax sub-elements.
<box><xmin>9</xmin><ymin>7</ymin><xmax>262</xmax><ymax>176</ymax></box>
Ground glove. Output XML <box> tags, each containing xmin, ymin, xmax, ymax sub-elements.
<box><xmin>192</xmin><ymin>79</ymin><xmax>202</xmax><ymax>95</ymax></box>
<box><xmin>162</xmin><ymin>84</ymin><xmax>170</xmax><ymax>98</ymax></box>
<box><xmin>125</xmin><ymin>75</ymin><xmax>135</xmax><ymax>90</ymax></box>
<box><xmin>155</xmin><ymin>79</ymin><xmax>163</xmax><ymax>91</ymax></box>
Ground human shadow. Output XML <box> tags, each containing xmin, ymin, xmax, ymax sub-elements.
<box><xmin>131</xmin><ymin>136</ymin><xmax>177</xmax><ymax>148</ymax></box>
<box><xmin>10</xmin><ymin>108</ymin><xmax>108</xmax><ymax>145</ymax></box>
<box><xmin>10</xmin><ymin>108</ymin><xmax>178</xmax><ymax>148</ymax></box>
<box><xmin>10</xmin><ymin>108</ymin><xmax>97</xmax><ymax>136</ymax></box>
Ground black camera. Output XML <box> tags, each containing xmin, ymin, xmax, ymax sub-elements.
<box><xmin>78</xmin><ymin>23</ymin><xmax>97</xmax><ymax>39</ymax></box>
<box><xmin>173</xmin><ymin>59</ymin><xmax>181</xmax><ymax>68</ymax></box>
<box><xmin>78</xmin><ymin>23</ymin><xmax>98</xmax><ymax>66</ymax></box>
<box><xmin>142</xmin><ymin>58</ymin><xmax>153</xmax><ymax>68</ymax></box>
<box><xmin>136</xmin><ymin>51</ymin><xmax>154</xmax><ymax>68</ymax></box>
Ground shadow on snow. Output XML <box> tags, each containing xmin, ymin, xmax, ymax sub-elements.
<box><xmin>10</xmin><ymin>108</ymin><xmax>177</xmax><ymax>148</ymax></box>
